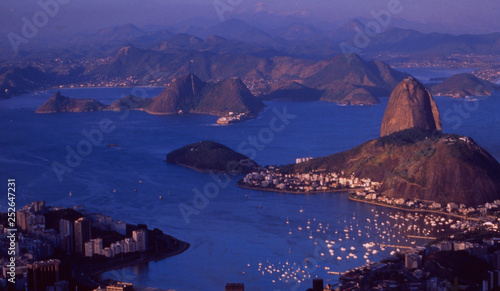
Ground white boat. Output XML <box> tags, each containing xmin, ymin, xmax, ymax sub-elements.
<box><xmin>363</xmin><ymin>242</ymin><xmax>376</xmax><ymax>248</ymax></box>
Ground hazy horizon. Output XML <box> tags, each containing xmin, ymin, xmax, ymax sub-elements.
<box><xmin>1</xmin><ymin>0</ymin><xmax>499</xmax><ymax>40</ymax></box>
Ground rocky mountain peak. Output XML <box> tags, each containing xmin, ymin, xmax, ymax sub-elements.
<box><xmin>380</xmin><ymin>77</ymin><xmax>442</xmax><ymax>137</ymax></box>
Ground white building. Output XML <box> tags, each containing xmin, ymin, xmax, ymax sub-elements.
<box><xmin>93</xmin><ymin>238</ymin><xmax>103</xmax><ymax>255</ymax></box>
<box><xmin>113</xmin><ymin>220</ymin><xmax>126</xmax><ymax>235</ymax></box>
<box><xmin>133</xmin><ymin>229</ymin><xmax>148</xmax><ymax>252</ymax></box>
<box><xmin>103</xmin><ymin>247</ymin><xmax>113</xmax><ymax>258</ymax></box>
<box><xmin>84</xmin><ymin>241</ymin><xmax>94</xmax><ymax>257</ymax></box>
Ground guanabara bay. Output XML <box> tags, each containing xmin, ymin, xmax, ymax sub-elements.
<box><xmin>1</xmin><ymin>1</ymin><xmax>500</xmax><ymax>290</ymax></box>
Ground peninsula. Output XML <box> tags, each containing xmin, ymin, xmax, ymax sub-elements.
<box><xmin>239</xmin><ymin>77</ymin><xmax>500</xmax><ymax>207</ymax></box>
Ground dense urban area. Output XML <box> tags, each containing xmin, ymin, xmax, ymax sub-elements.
<box><xmin>0</xmin><ymin>201</ymin><xmax>187</xmax><ymax>291</ymax></box>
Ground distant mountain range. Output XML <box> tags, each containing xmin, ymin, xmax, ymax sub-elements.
<box><xmin>6</xmin><ymin>46</ymin><xmax>411</xmax><ymax>106</ymax></box>
<box><xmin>15</xmin><ymin>45</ymin><xmax>499</xmax><ymax>107</ymax></box>
<box><xmin>361</xmin><ymin>28</ymin><xmax>500</xmax><ymax>55</ymax></box>
<box><xmin>332</xmin><ymin>19</ymin><xmax>500</xmax><ymax>55</ymax></box>
<box><xmin>69</xmin><ymin>20</ymin><xmax>500</xmax><ymax>57</ymax></box>
<box><xmin>8</xmin><ymin>17</ymin><xmax>499</xmax><ymax>64</ymax></box>
<box><xmin>91</xmin><ymin>47</ymin><xmax>408</xmax><ymax>105</ymax></box>
<box><xmin>3</xmin><ymin>18</ymin><xmax>500</xmax><ymax>105</ymax></box>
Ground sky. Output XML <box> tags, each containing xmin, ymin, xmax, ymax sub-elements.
<box><xmin>0</xmin><ymin>0</ymin><xmax>499</xmax><ymax>38</ymax></box>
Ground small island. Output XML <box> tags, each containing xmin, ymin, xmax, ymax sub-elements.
<box><xmin>166</xmin><ymin>140</ymin><xmax>260</xmax><ymax>173</ymax></box>
<box><xmin>35</xmin><ymin>91</ymin><xmax>106</xmax><ymax>113</ymax></box>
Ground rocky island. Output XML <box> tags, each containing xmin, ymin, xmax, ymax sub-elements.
<box><xmin>36</xmin><ymin>74</ymin><xmax>265</xmax><ymax>123</ymax></box>
<box><xmin>146</xmin><ymin>73</ymin><xmax>265</xmax><ymax>118</ymax></box>
<box><xmin>107</xmin><ymin>95</ymin><xmax>153</xmax><ymax>111</ymax></box>
<box><xmin>166</xmin><ymin>141</ymin><xmax>260</xmax><ymax>173</ymax></box>
<box><xmin>35</xmin><ymin>91</ymin><xmax>106</xmax><ymax>113</ymax></box>
<box><xmin>430</xmin><ymin>73</ymin><xmax>500</xmax><ymax>98</ymax></box>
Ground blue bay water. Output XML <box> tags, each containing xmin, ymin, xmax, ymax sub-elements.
<box><xmin>0</xmin><ymin>70</ymin><xmax>499</xmax><ymax>290</ymax></box>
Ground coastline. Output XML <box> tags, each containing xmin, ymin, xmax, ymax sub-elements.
<box><xmin>77</xmin><ymin>237</ymin><xmax>190</xmax><ymax>289</ymax></box>
<box><xmin>237</xmin><ymin>182</ymin><xmax>488</xmax><ymax>222</ymax></box>
<box><xmin>348</xmin><ymin>196</ymin><xmax>481</xmax><ymax>221</ymax></box>
<box><xmin>236</xmin><ymin>181</ymin><xmax>356</xmax><ymax>194</ymax></box>
<box><xmin>55</xmin><ymin>85</ymin><xmax>167</xmax><ymax>90</ymax></box>
<box><xmin>167</xmin><ymin>162</ymin><xmax>249</xmax><ymax>174</ymax></box>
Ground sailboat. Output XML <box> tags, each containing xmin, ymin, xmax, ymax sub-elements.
<box><xmin>68</xmin><ymin>191</ymin><xmax>72</xmax><ymax>197</ymax></box>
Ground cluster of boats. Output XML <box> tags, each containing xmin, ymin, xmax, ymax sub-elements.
<box><xmin>251</xmin><ymin>207</ymin><xmax>460</xmax><ymax>286</ymax></box>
